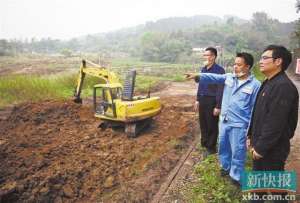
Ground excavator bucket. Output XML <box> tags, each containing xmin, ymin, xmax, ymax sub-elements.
<box><xmin>73</xmin><ymin>97</ymin><xmax>83</xmax><ymax>104</ymax></box>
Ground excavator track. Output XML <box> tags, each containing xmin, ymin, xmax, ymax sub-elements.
<box><xmin>125</xmin><ymin>118</ymin><xmax>153</xmax><ymax>138</ymax></box>
<box><xmin>98</xmin><ymin>118</ymin><xmax>153</xmax><ymax>138</ymax></box>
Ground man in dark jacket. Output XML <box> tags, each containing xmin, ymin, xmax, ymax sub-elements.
<box><xmin>195</xmin><ymin>47</ymin><xmax>225</xmax><ymax>155</ymax></box>
<box><xmin>248</xmin><ymin>45</ymin><xmax>298</xmax><ymax>202</ymax></box>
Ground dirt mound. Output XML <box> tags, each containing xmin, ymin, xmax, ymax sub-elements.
<box><xmin>0</xmin><ymin>97</ymin><xmax>197</xmax><ymax>202</ymax></box>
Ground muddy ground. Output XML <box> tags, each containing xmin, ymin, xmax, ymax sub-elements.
<box><xmin>0</xmin><ymin>56</ymin><xmax>200</xmax><ymax>202</ymax></box>
<box><xmin>0</xmin><ymin>85</ymin><xmax>198</xmax><ymax>202</ymax></box>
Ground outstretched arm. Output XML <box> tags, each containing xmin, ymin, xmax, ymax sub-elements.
<box><xmin>185</xmin><ymin>73</ymin><xmax>227</xmax><ymax>84</ymax></box>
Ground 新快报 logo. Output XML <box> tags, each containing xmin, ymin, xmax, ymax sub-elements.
<box><xmin>242</xmin><ymin>171</ymin><xmax>297</xmax><ymax>193</ymax></box>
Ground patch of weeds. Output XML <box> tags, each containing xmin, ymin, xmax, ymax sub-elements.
<box><xmin>167</xmin><ymin>138</ymin><xmax>180</xmax><ymax>148</ymax></box>
<box><xmin>185</xmin><ymin>146</ymin><xmax>254</xmax><ymax>202</ymax></box>
<box><xmin>170</xmin><ymin>74</ymin><xmax>186</xmax><ymax>82</ymax></box>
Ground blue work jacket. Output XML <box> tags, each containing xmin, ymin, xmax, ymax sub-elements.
<box><xmin>200</xmin><ymin>73</ymin><xmax>261</xmax><ymax>129</ymax></box>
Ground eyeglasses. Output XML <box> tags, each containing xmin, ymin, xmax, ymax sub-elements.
<box><xmin>260</xmin><ymin>56</ymin><xmax>276</xmax><ymax>61</ymax></box>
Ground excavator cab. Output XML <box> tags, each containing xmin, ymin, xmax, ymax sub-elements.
<box><xmin>93</xmin><ymin>83</ymin><xmax>122</xmax><ymax>118</ymax></box>
<box><xmin>93</xmin><ymin>69</ymin><xmax>136</xmax><ymax>118</ymax></box>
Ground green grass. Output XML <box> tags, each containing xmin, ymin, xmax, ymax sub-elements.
<box><xmin>169</xmin><ymin>74</ymin><xmax>186</xmax><ymax>82</ymax></box>
<box><xmin>0</xmin><ymin>55</ymin><xmax>265</xmax><ymax>108</ymax></box>
<box><xmin>186</xmin><ymin>146</ymin><xmax>253</xmax><ymax>203</ymax></box>
<box><xmin>135</xmin><ymin>75</ymin><xmax>159</xmax><ymax>90</ymax></box>
<box><xmin>0</xmin><ymin>74</ymin><xmax>102</xmax><ymax>107</ymax></box>
<box><xmin>0</xmin><ymin>72</ymin><xmax>170</xmax><ymax>107</ymax></box>
<box><xmin>0</xmin><ymin>55</ymin><xmax>202</xmax><ymax>107</ymax></box>
<box><xmin>111</xmin><ymin>57</ymin><xmax>193</xmax><ymax>69</ymax></box>
<box><xmin>0</xmin><ymin>75</ymin><xmax>68</xmax><ymax>107</ymax></box>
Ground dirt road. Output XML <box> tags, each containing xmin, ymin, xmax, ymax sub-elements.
<box><xmin>286</xmin><ymin>76</ymin><xmax>300</xmax><ymax>196</ymax></box>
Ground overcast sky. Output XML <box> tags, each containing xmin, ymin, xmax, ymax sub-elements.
<box><xmin>0</xmin><ymin>0</ymin><xmax>299</xmax><ymax>40</ymax></box>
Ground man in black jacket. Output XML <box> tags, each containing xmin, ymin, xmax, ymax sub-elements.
<box><xmin>248</xmin><ymin>45</ymin><xmax>298</xmax><ymax>202</ymax></box>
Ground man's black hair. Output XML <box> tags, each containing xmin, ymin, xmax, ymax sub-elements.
<box><xmin>205</xmin><ymin>47</ymin><xmax>217</xmax><ymax>57</ymax></box>
<box><xmin>263</xmin><ymin>45</ymin><xmax>292</xmax><ymax>71</ymax></box>
<box><xmin>236</xmin><ymin>52</ymin><xmax>254</xmax><ymax>68</ymax></box>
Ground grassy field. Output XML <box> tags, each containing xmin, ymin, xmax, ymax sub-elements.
<box><xmin>0</xmin><ymin>74</ymin><xmax>73</xmax><ymax>107</ymax></box>
<box><xmin>0</xmin><ymin>55</ymin><xmax>196</xmax><ymax>107</ymax></box>
<box><xmin>0</xmin><ymin>73</ymin><xmax>167</xmax><ymax>107</ymax></box>
<box><xmin>0</xmin><ymin>55</ymin><xmax>265</xmax><ymax>107</ymax></box>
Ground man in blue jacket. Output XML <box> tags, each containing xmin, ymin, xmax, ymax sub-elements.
<box><xmin>186</xmin><ymin>52</ymin><xmax>261</xmax><ymax>186</ymax></box>
<box><xmin>195</xmin><ymin>47</ymin><xmax>225</xmax><ymax>156</ymax></box>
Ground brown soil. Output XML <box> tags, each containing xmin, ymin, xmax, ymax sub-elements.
<box><xmin>0</xmin><ymin>93</ymin><xmax>197</xmax><ymax>202</ymax></box>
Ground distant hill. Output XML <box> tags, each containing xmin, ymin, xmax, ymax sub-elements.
<box><xmin>72</xmin><ymin>14</ymin><xmax>255</xmax><ymax>54</ymax></box>
<box><xmin>142</xmin><ymin>15</ymin><xmax>223</xmax><ymax>32</ymax></box>
<box><xmin>1</xmin><ymin>13</ymin><xmax>296</xmax><ymax>64</ymax></box>
<box><xmin>92</xmin><ymin>15</ymin><xmax>248</xmax><ymax>37</ymax></box>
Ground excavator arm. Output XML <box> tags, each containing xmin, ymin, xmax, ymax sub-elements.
<box><xmin>74</xmin><ymin>59</ymin><xmax>121</xmax><ymax>103</ymax></box>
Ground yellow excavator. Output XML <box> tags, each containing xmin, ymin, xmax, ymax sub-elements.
<box><xmin>73</xmin><ymin>59</ymin><xmax>161</xmax><ymax>137</ymax></box>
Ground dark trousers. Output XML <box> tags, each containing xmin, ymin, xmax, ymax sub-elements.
<box><xmin>198</xmin><ymin>96</ymin><xmax>219</xmax><ymax>153</ymax></box>
<box><xmin>249</xmin><ymin>158</ymin><xmax>287</xmax><ymax>203</ymax></box>
<box><xmin>253</xmin><ymin>158</ymin><xmax>285</xmax><ymax>171</ymax></box>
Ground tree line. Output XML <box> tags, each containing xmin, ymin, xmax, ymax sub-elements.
<box><xmin>0</xmin><ymin>12</ymin><xmax>298</xmax><ymax>64</ymax></box>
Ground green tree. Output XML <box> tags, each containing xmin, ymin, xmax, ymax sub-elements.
<box><xmin>252</xmin><ymin>12</ymin><xmax>270</xmax><ymax>32</ymax></box>
<box><xmin>140</xmin><ymin>32</ymin><xmax>166</xmax><ymax>61</ymax></box>
<box><xmin>159</xmin><ymin>39</ymin><xmax>185</xmax><ymax>62</ymax></box>
<box><xmin>0</xmin><ymin>40</ymin><xmax>9</xmax><ymax>56</ymax></box>
<box><xmin>294</xmin><ymin>0</ymin><xmax>300</xmax><ymax>47</ymax></box>
<box><xmin>60</xmin><ymin>48</ymin><xmax>72</xmax><ymax>57</ymax></box>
